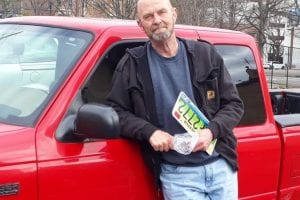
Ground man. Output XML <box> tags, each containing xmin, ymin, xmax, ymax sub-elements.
<box><xmin>106</xmin><ymin>0</ymin><xmax>244</xmax><ymax>199</ymax></box>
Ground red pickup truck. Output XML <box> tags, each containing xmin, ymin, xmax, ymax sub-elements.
<box><xmin>0</xmin><ymin>16</ymin><xmax>300</xmax><ymax>200</ymax></box>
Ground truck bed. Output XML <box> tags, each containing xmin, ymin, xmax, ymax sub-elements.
<box><xmin>270</xmin><ymin>89</ymin><xmax>300</xmax><ymax>127</ymax></box>
<box><xmin>270</xmin><ymin>89</ymin><xmax>300</xmax><ymax>115</ymax></box>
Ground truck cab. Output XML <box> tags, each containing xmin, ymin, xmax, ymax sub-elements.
<box><xmin>0</xmin><ymin>16</ymin><xmax>300</xmax><ymax>200</ymax></box>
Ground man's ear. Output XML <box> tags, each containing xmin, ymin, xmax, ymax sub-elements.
<box><xmin>137</xmin><ymin>19</ymin><xmax>141</xmax><ymax>26</ymax></box>
<box><xmin>137</xmin><ymin>19</ymin><xmax>143</xmax><ymax>29</ymax></box>
<box><xmin>172</xmin><ymin>7</ymin><xmax>177</xmax><ymax>21</ymax></box>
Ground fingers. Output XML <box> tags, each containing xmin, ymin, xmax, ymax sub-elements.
<box><xmin>149</xmin><ymin>130</ymin><xmax>173</xmax><ymax>152</ymax></box>
<box><xmin>149</xmin><ymin>129</ymin><xmax>214</xmax><ymax>153</ymax></box>
<box><xmin>192</xmin><ymin>129</ymin><xmax>213</xmax><ymax>152</ymax></box>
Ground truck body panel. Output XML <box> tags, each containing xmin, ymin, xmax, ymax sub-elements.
<box><xmin>0</xmin><ymin>125</ymin><xmax>37</xmax><ymax>199</ymax></box>
<box><xmin>0</xmin><ymin>16</ymin><xmax>299</xmax><ymax>200</ymax></box>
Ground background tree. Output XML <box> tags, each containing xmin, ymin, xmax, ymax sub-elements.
<box><xmin>174</xmin><ymin>0</ymin><xmax>212</xmax><ymax>26</ymax></box>
<box><xmin>243</xmin><ymin>0</ymin><xmax>292</xmax><ymax>54</ymax></box>
<box><xmin>89</xmin><ymin>0</ymin><xmax>137</xmax><ymax>19</ymax></box>
<box><xmin>1</xmin><ymin>0</ymin><xmax>298</xmax><ymax>60</ymax></box>
<box><xmin>37</xmin><ymin>0</ymin><xmax>90</xmax><ymax>17</ymax></box>
<box><xmin>173</xmin><ymin>0</ymin><xmax>247</xmax><ymax>30</ymax></box>
<box><xmin>0</xmin><ymin>0</ymin><xmax>21</xmax><ymax>18</ymax></box>
<box><xmin>208</xmin><ymin>0</ymin><xmax>248</xmax><ymax>29</ymax></box>
<box><xmin>22</xmin><ymin>0</ymin><xmax>49</xmax><ymax>15</ymax></box>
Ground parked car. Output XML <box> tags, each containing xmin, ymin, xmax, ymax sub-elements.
<box><xmin>263</xmin><ymin>63</ymin><xmax>271</xmax><ymax>69</ymax></box>
<box><xmin>1</xmin><ymin>16</ymin><xmax>300</xmax><ymax>200</ymax></box>
<box><xmin>264</xmin><ymin>61</ymin><xmax>285</xmax><ymax>69</ymax></box>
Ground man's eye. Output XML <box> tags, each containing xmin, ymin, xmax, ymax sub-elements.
<box><xmin>144</xmin><ymin>15</ymin><xmax>153</xmax><ymax>20</ymax></box>
<box><xmin>158</xmin><ymin>9</ymin><xmax>168</xmax><ymax>15</ymax></box>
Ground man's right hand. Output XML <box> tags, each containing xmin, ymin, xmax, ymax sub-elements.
<box><xmin>149</xmin><ymin>130</ymin><xmax>173</xmax><ymax>152</ymax></box>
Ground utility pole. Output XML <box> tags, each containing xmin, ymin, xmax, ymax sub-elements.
<box><xmin>286</xmin><ymin>27</ymin><xmax>294</xmax><ymax>88</ymax></box>
<box><xmin>286</xmin><ymin>6</ymin><xmax>299</xmax><ymax>88</ymax></box>
<box><xmin>288</xmin><ymin>27</ymin><xmax>294</xmax><ymax>69</ymax></box>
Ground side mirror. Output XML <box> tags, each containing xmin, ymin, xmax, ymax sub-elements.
<box><xmin>56</xmin><ymin>104</ymin><xmax>120</xmax><ymax>142</ymax></box>
<box><xmin>75</xmin><ymin>104</ymin><xmax>120</xmax><ymax>139</ymax></box>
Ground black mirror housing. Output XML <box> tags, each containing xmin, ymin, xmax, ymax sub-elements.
<box><xmin>56</xmin><ymin>104</ymin><xmax>120</xmax><ymax>142</ymax></box>
<box><xmin>75</xmin><ymin>104</ymin><xmax>120</xmax><ymax>139</ymax></box>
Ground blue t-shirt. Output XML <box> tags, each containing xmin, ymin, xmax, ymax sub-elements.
<box><xmin>147</xmin><ymin>41</ymin><xmax>195</xmax><ymax>134</ymax></box>
<box><xmin>147</xmin><ymin>41</ymin><xmax>218</xmax><ymax>165</ymax></box>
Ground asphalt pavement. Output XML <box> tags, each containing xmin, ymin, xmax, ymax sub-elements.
<box><xmin>264</xmin><ymin>69</ymin><xmax>300</xmax><ymax>89</ymax></box>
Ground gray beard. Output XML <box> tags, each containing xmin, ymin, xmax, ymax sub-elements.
<box><xmin>152</xmin><ymin>30</ymin><xmax>172</xmax><ymax>41</ymax></box>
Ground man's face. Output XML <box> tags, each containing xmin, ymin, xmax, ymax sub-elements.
<box><xmin>137</xmin><ymin>0</ymin><xmax>177</xmax><ymax>42</ymax></box>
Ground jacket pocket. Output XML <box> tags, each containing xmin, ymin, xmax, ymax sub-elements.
<box><xmin>202</xmin><ymin>77</ymin><xmax>220</xmax><ymax>115</ymax></box>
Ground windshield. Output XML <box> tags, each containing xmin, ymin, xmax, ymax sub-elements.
<box><xmin>0</xmin><ymin>24</ymin><xmax>93</xmax><ymax>126</ymax></box>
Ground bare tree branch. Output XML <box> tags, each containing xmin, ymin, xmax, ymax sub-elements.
<box><xmin>90</xmin><ymin>0</ymin><xmax>137</xmax><ymax>19</ymax></box>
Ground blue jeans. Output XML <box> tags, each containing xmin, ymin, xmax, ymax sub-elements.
<box><xmin>160</xmin><ymin>157</ymin><xmax>238</xmax><ymax>200</ymax></box>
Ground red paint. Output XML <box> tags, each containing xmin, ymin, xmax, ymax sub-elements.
<box><xmin>0</xmin><ymin>16</ymin><xmax>298</xmax><ymax>200</ymax></box>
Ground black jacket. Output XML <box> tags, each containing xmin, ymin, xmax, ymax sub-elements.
<box><xmin>106</xmin><ymin>38</ymin><xmax>244</xmax><ymax>178</ymax></box>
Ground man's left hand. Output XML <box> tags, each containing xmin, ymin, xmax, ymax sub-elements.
<box><xmin>192</xmin><ymin>128</ymin><xmax>213</xmax><ymax>152</ymax></box>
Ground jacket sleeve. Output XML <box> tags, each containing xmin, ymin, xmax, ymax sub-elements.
<box><xmin>207</xmin><ymin>50</ymin><xmax>244</xmax><ymax>139</ymax></box>
<box><xmin>106</xmin><ymin>53</ymin><xmax>158</xmax><ymax>141</ymax></box>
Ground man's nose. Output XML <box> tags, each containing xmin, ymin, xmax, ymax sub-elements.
<box><xmin>153</xmin><ymin>13</ymin><xmax>162</xmax><ymax>24</ymax></box>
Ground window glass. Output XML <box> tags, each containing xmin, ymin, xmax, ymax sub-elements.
<box><xmin>215</xmin><ymin>45</ymin><xmax>266</xmax><ymax>126</ymax></box>
<box><xmin>0</xmin><ymin>24</ymin><xmax>93</xmax><ymax>126</ymax></box>
<box><xmin>82</xmin><ymin>42</ymin><xmax>266</xmax><ymax>127</ymax></box>
<box><xmin>82</xmin><ymin>42</ymin><xmax>145</xmax><ymax>105</ymax></box>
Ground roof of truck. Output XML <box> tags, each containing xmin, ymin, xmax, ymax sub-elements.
<box><xmin>0</xmin><ymin>16</ymin><xmax>246</xmax><ymax>35</ymax></box>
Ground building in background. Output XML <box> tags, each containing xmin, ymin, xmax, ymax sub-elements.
<box><xmin>282</xmin><ymin>8</ymin><xmax>300</xmax><ymax>68</ymax></box>
<box><xmin>264</xmin><ymin>6</ymin><xmax>300</xmax><ymax>69</ymax></box>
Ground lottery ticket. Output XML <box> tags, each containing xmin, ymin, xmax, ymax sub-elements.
<box><xmin>172</xmin><ymin>91</ymin><xmax>217</xmax><ymax>155</ymax></box>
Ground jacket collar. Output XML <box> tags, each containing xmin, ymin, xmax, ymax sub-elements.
<box><xmin>127</xmin><ymin>38</ymin><xmax>191</xmax><ymax>58</ymax></box>
<box><xmin>126</xmin><ymin>37</ymin><xmax>214</xmax><ymax>83</ymax></box>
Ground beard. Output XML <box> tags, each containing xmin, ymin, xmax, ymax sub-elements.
<box><xmin>151</xmin><ymin>30</ymin><xmax>172</xmax><ymax>41</ymax></box>
<box><xmin>150</xmin><ymin>21</ymin><xmax>175</xmax><ymax>41</ymax></box>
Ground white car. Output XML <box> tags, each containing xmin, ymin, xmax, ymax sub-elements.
<box><xmin>264</xmin><ymin>61</ymin><xmax>285</xmax><ymax>70</ymax></box>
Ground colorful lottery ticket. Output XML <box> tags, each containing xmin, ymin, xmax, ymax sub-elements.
<box><xmin>172</xmin><ymin>91</ymin><xmax>217</xmax><ymax>155</ymax></box>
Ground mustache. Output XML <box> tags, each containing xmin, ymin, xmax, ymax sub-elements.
<box><xmin>151</xmin><ymin>24</ymin><xmax>167</xmax><ymax>32</ymax></box>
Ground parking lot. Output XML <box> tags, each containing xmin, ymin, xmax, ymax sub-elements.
<box><xmin>265</xmin><ymin>68</ymin><xmax>300</xmax><ymax>88</ymax></box>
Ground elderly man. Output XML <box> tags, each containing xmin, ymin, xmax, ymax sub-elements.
<box><xmin>107</xmin><ymin>0</ymin><xmax>244</xmax><ymax>199</ymax></box>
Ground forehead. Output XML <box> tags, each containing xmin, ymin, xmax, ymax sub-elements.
<box><xmin>137</xmin><ymin>0</ymin><xmax>172</xmax><ymax>15</ymax></box>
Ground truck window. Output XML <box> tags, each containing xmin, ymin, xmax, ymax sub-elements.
<box><xmin>82</xmin><ymin>42</ymin><xmax>266</xmax><ymax>127</ymax></box>
<box><xmin>215</xmin><ymin>45</ymin><xmax>266</xmax><ymax>126</ymax></box>
<box><xmin>0</xmin><ymin>24</ymin><xmax>93</xmax><ymax>126</ymax></box>
<box><xmin>82</xmin><ymin>41</ymin><xmax>145</xmax><ymax>104</ymax></box>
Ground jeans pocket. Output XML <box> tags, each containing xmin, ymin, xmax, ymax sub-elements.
<box><xmin>161</xmin><ymin>164</ymin><xmax>180</xmax><ymax>174</ymax></box>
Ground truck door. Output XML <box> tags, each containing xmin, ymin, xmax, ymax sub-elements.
<box><xmin>35</xmin><ymin>26</ymin><xmax>199</xmax><ymax>200</ymax></box>
<box><xmin>197</xmin><ymin>31</ymin><xmax>282</xmax><ymax>200</ymax></box>
<box><xmin>216</xmin><ymin>44</ymin><xmax>281</xmax><ymax>200</ymax></box>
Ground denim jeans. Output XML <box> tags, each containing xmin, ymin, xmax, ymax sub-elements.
<box><xmin>160</xmin><ymin>157</ymin><xmax>238</xmax><ymax>200</ymax></box>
